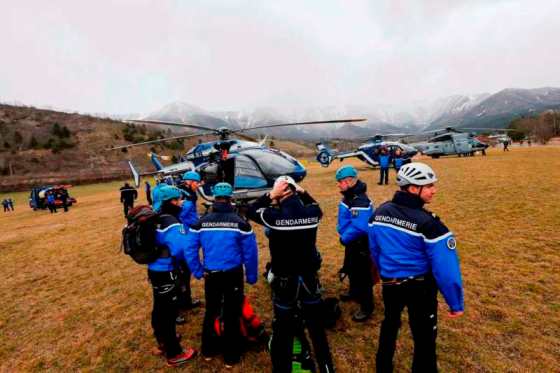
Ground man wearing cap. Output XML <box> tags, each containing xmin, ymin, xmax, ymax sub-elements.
<box><xmin>368</xmin><ymin>162</ymin><xmax>464</xmax><ymax>372</ymax></box>
<box><xmin>335</xmin><ymin>165</ymin><xmax>375</xmax><ymax>322</ymax></box>
<box><xmin>175</xmin><ymin>171</ymin><xmax>203</xmax><ymax>311</ymax></box>
<box><xmin>247</xmin><ymin>176</ymin><xmax>335</xmax><ymax>373</ymax></box>
<box><xmin>184</xmin><ymin>182</ymin><xmax>258</xmax><ymax>369</ymax></box>
<box><xmin>148</xmin><ymin>185</ymin><xmax>197</xmax><ymax>367</ymax></box>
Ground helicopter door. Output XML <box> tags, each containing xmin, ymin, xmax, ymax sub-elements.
<box><xmin>452</xmin><ymin>136</ymin><xmax>471</xmax><ymax>154</ymax></box>
<box><xmin>234</xmin><ymin>154</ymin><xmax>267</xmax><ymax>189</ymax></box>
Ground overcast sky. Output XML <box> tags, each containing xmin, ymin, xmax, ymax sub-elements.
<box><xmin>1</xmin><ymin>0</ymin><xmax>559</xmax><ymax>114</ymax></box>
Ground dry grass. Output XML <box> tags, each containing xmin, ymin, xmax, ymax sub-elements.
<box><xmin>1</xmin><ymin>146</ymin><xmax>559</xmax><ymax>372</ymax></box>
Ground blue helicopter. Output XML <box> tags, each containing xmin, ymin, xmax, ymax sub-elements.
<box><xmin>110</xmin><ymin>118</ymin><xmax>365</xmax><ymax>202</ymax></box>
<box><xmin>315</xmin><ymin>135</ymin><xmax>418</xmax><ymax>168</ymax></box>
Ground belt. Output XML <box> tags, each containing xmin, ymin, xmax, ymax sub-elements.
<box><xmin>381</xmin><ymin>274</ymin><xmax>427</xmax><ymax>285</ymax></box>
<box><xmin>204</xmin><ymin>265</ymin><xmax>242</xmax><ymax>275</ymax></box>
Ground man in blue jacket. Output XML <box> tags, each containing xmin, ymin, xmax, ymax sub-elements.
<box><xmin>377</xmin><ymin>147</ymin><xmax>391</xmax><ymax>185</ymax></box>
<box><xmin>336</xmin><ymin>165</ymin><xmax>375</xmax><ymax>322</ymax></box>
<box><xmin>184</xmin><ymin>182</ymin><xmax>258</xmax><ymax>369</ymax></box>
<box><xmin>175</xmin><ymin>171</ymin><xmax>203</xmax><ymax>312</ymax></box>
<box><xmin>368</xmin><ymin>162</ymin><xmax>464</xmax><ymax>373</ymax></box>
<box><xmin>148</xmin><ymin>185</ymin><xmax>197</xmax><ymax>367</ymax></box>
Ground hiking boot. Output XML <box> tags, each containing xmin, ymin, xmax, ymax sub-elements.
<box><xmin>184</xmin><ymin>299</ymin><xmax>202</xmax><ymax>310</ymax></box>
<box><xmin>352</xmin><ymin>309</ymin><xmax>372</xmax><ymax>322</ymax></box>
<box><xmin>175</xmin><ymin>315</ymin><xmax>186</xmax><ymax>325</ymax></box>
<box><xmin>166</xmin><ymin>348</ymin><xmax>197</xmax><ymax>367</ymax></box>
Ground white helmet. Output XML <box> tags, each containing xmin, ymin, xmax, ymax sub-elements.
<box><xmin>274</xmin><ymin>175</ymin><xmax>297</xmax><ymax>188</ymax></box>
<box><xmin>397</xmin><ymin>162</ymin><xmax>438</xmax><ymax>186</ymax></box>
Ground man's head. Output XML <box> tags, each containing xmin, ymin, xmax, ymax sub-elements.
<box><xmin>212</xmin><ymin>182</ymin><xmax>233</xmax><ymax>202</ymax></box>
<box><xmin>154</xmin><ymin>185</ymin><xmax>184</xmax><ymax>211</ymax></box>
<box><xmin>396</xmin><ymin>162</ymin><xmax>438</xmax><ymax>203</ymax></box>
<box><xmin>182</xmin><ymin>171</ymin><xmax>202</xmax><ymax>190</ymax></box>
<box><xmin>271</xmin><ymin>175</ymin><xmax>302</xmax><ymax>202</ymax></box>
<box><xmin>335</xmin><ymin>165</ymin><xmax>358</xmax><ymax>192</ymax></box>
<box><xmin>124</xmin><ymin>182</ymin><xmax>130</xmax><ymax>188</ymax></box>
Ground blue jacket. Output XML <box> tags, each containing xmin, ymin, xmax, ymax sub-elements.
<box><xmin>337</xmin><ymin>180</ymin><xmax>374</xmax><ymax>246</ymax></box>
<box><xmin>368</xmin><ymin>191</ymin><xmax>464</xmax><ymax>312</ymax></box>
<box><xmin>178</xmin><ymin>188</ymin><xmax>198</xmax><ymax>230</ymax></box>
<box><xmin>148</xmin><ymin>214</ymin><xmax>187</xmax><ymax>272</ymax></box>
<box><xmin>394</xmin><ymin>156</ymin><xmax>404</xmax><ymax>169</ymax></box>
<box><xmin>184</xmin><ymin>202</ymin><xmax>258</xmax><ymax>284</ymax></box>
<box><xmin>378</xmin><ymin>154</ymin><xmax>391</xmax><ymax>168</ymax></box>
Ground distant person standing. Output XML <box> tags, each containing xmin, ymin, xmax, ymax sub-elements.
<box><xmin>47</xmin><ymin>192</ymin><xmax>57</xmax><ymax>213</ymax></box>
<box><xmin>120</xmin><ymin>182</ymin><xmax>138</xmax><ymax>217</ymax></box>
<box><xmin>378</xmin><ymin>147</ymin><xmax>391</xmax><ymax>185</ymax></box>
<box><xmin>2</xmin><ymin>199</ymin><xmax>9</xmax><ymax>212</ymax></box>
<box><xmin>145</xmin><ymin>181</ymin><xmax>153</xmax><ymax>206</ymax></box>
<box><xmin>393</xmin><ymin>149</ymin><xmax>404</xmax><ymax>173</ymax></box>
<box><xmin>60</xmin><ymin>191</ymin><xmax>69</xmax><ymax>212</ymax></box>
<box><xmin>7</xmin><ymin>198</ymin><xmax>14</xmax><ymax>211</ymax></box>
<box><xmin>503</xmin><ymin>140</ymin><xmax>509</xmax><ymax>152</ymax></box>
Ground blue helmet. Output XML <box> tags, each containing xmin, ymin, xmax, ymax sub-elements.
<box><xmin>156</xmin><ymin>185</ymin><xmax>183</xmax><ymax>203</ymax></box>
<box><xmin>212</xmin><ymin>182</ymin><xmax>233</xmax><ymax>198</ymax></box>
<box><xmin>182</xmin><ymin>171</ymin><xmax>201</xmax><ymax>182</ymax></box>
<box><xmin>335</xmin><ymin>165</ymin><xmax>358</xmax><ymax>181</ymax></box>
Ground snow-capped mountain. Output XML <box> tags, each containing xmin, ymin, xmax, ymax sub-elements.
<box><xmin>140</xmin><ymin>87</ymin><xmax>560</xmax><ymax>139</ymax></box>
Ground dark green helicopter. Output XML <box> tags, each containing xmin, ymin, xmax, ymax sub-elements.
<box><xmin>110</xmin><ymin>118</ymin><xmax>365</xmax><ymax>202</ymax></box>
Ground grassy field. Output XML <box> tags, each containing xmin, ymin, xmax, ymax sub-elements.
<box><xmin>1</xmin><ymin>146</ymin><xmax>559</xmax><ymax>372</ymax></box>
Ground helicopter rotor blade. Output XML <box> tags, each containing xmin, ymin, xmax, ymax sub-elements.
<box><xmin>461</xmin><ymin>127</ymin><xmax>517</xmax><ymax>132</ymax></box>
<box><xmin>235</xmin><ymin>132</ymin><xmax>260</xmax><ymax>142</ymax></box>
<box><xmin>234</xmin><ymin>118</ymin><xmax>367</xmax><ymax>133</ymax></box>
<box><xmin>107</xmin><ymin>131</ymin><xmax>215</xmax><ymax>151</ymax></box>
<box><xmin>128</xmin><ymin>119</ymin><xmax>218</xmax><ymax>132</ymax></box>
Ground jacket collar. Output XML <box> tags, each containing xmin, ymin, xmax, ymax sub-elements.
<box><xmin>212</xmin><ymin>201</ymin><xmax>234</xmax><ymax>213</ymax></box>
<box><xmin>341</xmin><ymin>179</ymin><xmax>367</xmax><ymax>200</ymax></box>
<box><xmin>392</xmin><ymin>191</ymin><xmax>425</xmax><ymax>209</ymax></box>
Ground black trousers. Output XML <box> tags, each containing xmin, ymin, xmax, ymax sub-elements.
<box><xmin>202</xmin><ymin>266</ymin><xmax>244</xmax><ymax>365</ymax></box>
<box><xmin>48</xmin><ymin>203</ymin><xmax>57</xmax><ymax>213</ymax></box>
<box><xmin>123</xmin><ymin>202</ymin><xmax>133</xmax><ymax>217</ymax></box>
<box><xmin>379</xmin><ymin>167</ymin><xmax>389</xmax><ymax>184</ymax></box>
<box><xmin>270</xmin><ymin>273</ymin><xmax>335</xmax><ymax>373</ymax></box>
<box><xmin>148</xmin><ymin>270</ymin><xmax>182</xmax><ymax>358</ymax></box>
<box><xmin>176</xmin><ymin>262</ymin><xmax>193</xmax><ymax>308</ymax></box>
<box><xmin>376</xmin><ymin>276</ymin><xmax>438</xmax><ymax>373</ymax></box>
<box><xmin>345</xmin><ymin>243</ymin><xmax>374</xmax><ymax>313</ymax></box>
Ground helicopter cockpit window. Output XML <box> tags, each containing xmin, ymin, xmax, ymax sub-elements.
<box><xmin>242</xmin><ymin>149</ymin><xmax>297</xmax><ymax>175</ymax></box>
<box><xmin>234</xmin><ymin>154</ymin><xmax>267</xmax><ymax>188</ymax></box>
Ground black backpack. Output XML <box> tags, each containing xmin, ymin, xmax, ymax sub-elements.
<box><xmin>122</xmin><ymin>205</ymin><xmax>169</xmax><ymax>264</ymax></box>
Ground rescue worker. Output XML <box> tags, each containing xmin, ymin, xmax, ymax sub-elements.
<box><xmin>377</xmin><ymin>147</ymin><xmax>391</xmax><ymax>185</ymax></box>
<box><xmin>60</xmin><ymin>190</ymin><xmax>69</xmax><ymax>212</ymax></box>
<box><xmin>247</xmin><ymin>176</ymin><xmax>335</xmax><ymax>373</ymax></box>
<box><xmin>176</xmin><ymin>171</ymin><xmax>203</xmax><ymax>311</ymax></box>
<box><xmin>368</xmin><ymin>162</ymin><xmax>464</xmax><ymax>373</ymax></box>
<box><xmin>47</xmin><ymin>192</ymin><xmax>57</xmax><ymax>213</ymax></box>
<box><xmin>335</xmin><ymin>165</ymin><xmax>375</xmax><ymax>322</ymax></box>
<box><xmin>120</xmin><ymin>182</ymin><xmax>138</xmax><ymax>217</ymax></box>
<box><xmin>184</xmin><ymin>182</ymin><xmax>258</xmax><ymax>369</ymax></box>
<box><xmin>148</xmin><ymin>185</ymin><xmax>197</xmax><ymax>367</ymax></box>
<box><xmin>393</xmin><ymin>149</ymin><xmax>404</xmax><ymax>173</ymax></box>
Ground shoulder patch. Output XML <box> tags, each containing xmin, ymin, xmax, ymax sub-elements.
<box><xmin>446</xmin><ymin>237</ymin><xmax>456</xmax><ymax>250</ymax></box>
<box><xmin>351</xmin><ymin>209</ymin><xmax>359</xmax><ymax>217</ymax></box>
